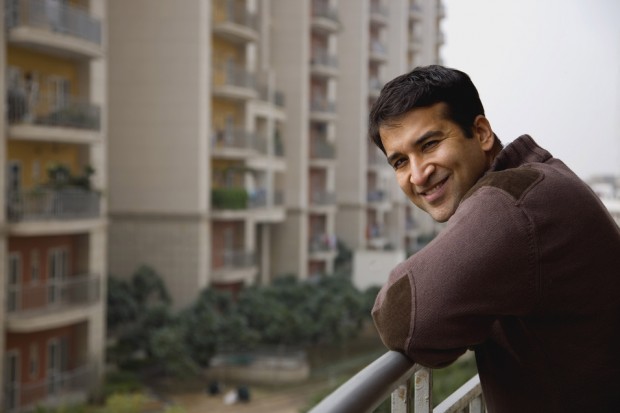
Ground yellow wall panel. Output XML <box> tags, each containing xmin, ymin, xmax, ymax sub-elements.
<box><xmin>7</xmin><ymin>141</ymin><xmax>81</xmax><ymax>189</ymax></box>
<box><xmin>7</xmin><ymin>46</ymin><xmax>79</xmax><ymax>95</ymax></box>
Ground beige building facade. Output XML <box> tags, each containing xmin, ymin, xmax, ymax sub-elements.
<box><xmin>107</xmin><ymin>0</ymin><xmax>444</xmax><ymax>307</ymax></box>
<box><xmin>1</xmin><ymin>0</ymin><xmax>108</xmax><ymax>410</ymax></box>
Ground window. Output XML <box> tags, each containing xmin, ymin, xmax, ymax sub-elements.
<box><xmin>30</xmin><ymin>343</ymin><xmax>39</xmax><ymax>378</ymax></box>
<box><xmin>48</xmin><ymin>248</ymin><xmax>69</xmax><ymax>304</ymax></box>
<box><xmin>8</xmin><ymin>253</ymin><xmax>22</xmax><ymax>312</ymax></box>
<box><xmin>30</xmin><ymin>249</ymin><xmax>40</xmax><ymax>283</ymax></box>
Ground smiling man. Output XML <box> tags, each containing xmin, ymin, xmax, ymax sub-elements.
<box><xmin>368</xmin><ymin>65</ymin><xmax>620</xmax><ymax>412</ymax></box>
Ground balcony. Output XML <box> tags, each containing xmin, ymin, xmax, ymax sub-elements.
<box><xmin>6</xmin><ymin>275</ymin><xmax>101</xmax><ymax>332</ymax></box>
<box><xmin>369</xmin><ymin>39</ymin><xmax>388</xmax><ymax>63</ymax></box>
<box><xmin>7</xmin><ymin>188</ymin><xmax>101</xmax><ymax>223</ymax></box>
<box><xmin>211</xmin><ymin>128</ymin><xmax>266</xmax><ymax>158</ymax></box>
<box><xmin>311</xmin><ymin>0</ymin><xmax>340</xmax><ymax>33</ymax></box>
<box><xmin>311</xmin><ymin>48</ymin><xmax>339</xmax><ymax>78</ymax></box>
<box><xmin>409</xmin><ymin>2</ymin><xmax>423</xmax><ymax>20</ymax></box>
<box><xmin>211</xmin><ymin>249</ymin><xmax>258</xmax><ymax>284</ymax></box>
<box><xmin>368</xmin><ymin>77</ymin><xmax>383</xmax><ymax>99</ymax></box>
<box><xmin>309</xmin><ymin>351</ymin><xmax>484</xmax><ymax>413</ymax></box>
<box><xmin>212</xmin><ymin>0</ymin><xmax>259</xmax><ymax>43</ymax></box>
<box><xmin>310</xmin><ymin>139</ymin><xmax>336</xmax><ymax>160</ymax></box>
<box><xmin>7</xmin><ymin>89</ymin><xmax>101</xmax><ymax>143</ymax></box>
<box><xmin>5</xmin><ymin>0</ymin><xmax>102</xmax><ymax>59</ymax></box>
<box><xmin>310</xmin><ymin>99</ymin><xmax>337</xmax><ymax>122</ymax></box>
<box><xmin>310</xmin><ymin>190</ymin><xmax>336</xmax><ymax>206</ymax></box>
<box><xmin>309</xmin><ymin>233</ymin><xmax>337</xmax><ymax>253</ymax></box>
<box><xmin>369</xmin><ymin>3</ymin><xmax>388</xmax><ymax>26</ymax></box>
<box><xmin>5</xmin><ymin>363</ymin><xmax>95</xmax><ymax>413</ymax></box>
<box><xmin>212</xmin><ymin>61</ymin><xmax>258</xmax><ymax>100</ymax></box>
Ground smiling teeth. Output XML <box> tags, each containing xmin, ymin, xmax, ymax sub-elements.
<box><xmin>425</xmin><ymin>181</ymin><xmax>443</xmax><ymax>195</ymax></box>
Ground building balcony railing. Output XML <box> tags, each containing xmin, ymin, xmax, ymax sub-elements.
<box><xmin>370</xmin><ymin>40</ymin><xmax>388</xmax><ymax>57</ymax></box>
<box><xmin>213</xmin><ymin>0</ymin><xmax>258</xmax><ymax>31</ymax></box>
<box><xmin>213</xmin><ymin>61</ymin><xmax>257</xmax><ymax>91</ymax></box>
<box><xmin>5</xmin><ymin>0</ymin><xmax>102</xmax><ymax>45</ymax></box>
<box><xmin>7</xmin><ymin>188</ymin><xmax>101</xmax><ymax>222</ymax></box>
<box><xmin>211</xmin><ymin>187</ymin><xmax>248</xmax><ymax>210</ymax></box>
<box><xmin>5</xmin><ymin>363</ymin><xmax>95</xmax><ymax>413</ymax></box>
<box><xmin>311</xmin><ymin>139</ymin><xmax>336</xmax><ymax>159</ymax></box>
<box><xmin>213</xmin><ymin>250</ymin><xmax>256</xmax><ymax>269</ymax></box>
<box><xmin>370</xmin><ymin>3</ymin><xmax>389</xmax><ymax>20</ymax></box>
<box><xmin>309</xmin><ymin>351</ymin><xmax>484</xmax><ymax>413</ymax></box>
<box><xmin>309</xmin><ymin>233</ymin><xmax>337</xmax><ymax>253</ymax></box>
<box><xmin>311</xmin><ymin>0</ymin><xmax>340</xmax><ymax>24</ymax></box>
<box><xmin>212</xmin><ymin>128</ymin><xmax>266</xmax><ymax>153</ymax></box>
<box><xmin>311</xmin><ymin>49</ymin><xmax>339</xmax><ymax>69</ymax></box>
<box><xmin>7</xmin><ymin>90</ymin><xmax>101</xmax><ymax>131</ymax></box>
<box><xmin>367</xmin><ymin>190</ymin><xmax>387</xmax><ymax>203</ymax></box>
<box><xmin>6</xmin><ymin>274</ymin><xmax>101</xmax><ymax>316</ymax></box>
<box><xmin>310</xmin><ymin>190</ymin><xmax>336</xmax><ymax>205</ymax></box>
<box><xmin>257</xmin><ymin>84</ymin><xmax>286</xmax><ymax>107</ymax></box>
<box><xmin>310</xmin><ymin>99</ymin><xmax>337</xmax><ymax>114</ymax></box>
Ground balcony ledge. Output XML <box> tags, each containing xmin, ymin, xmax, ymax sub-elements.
<box><xmin>8</xmin><ymin>26</ymin><xmax>103</xmax><ymax>60</ymax></box>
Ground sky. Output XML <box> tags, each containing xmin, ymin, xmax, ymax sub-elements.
<box><xmin>440</xmin><ymin>0</ymin><xmax>620</xmax><ymax>180</ymax></box>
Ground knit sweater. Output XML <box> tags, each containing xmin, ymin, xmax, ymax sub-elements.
<box><xmin>372</xmin><ymin>135</ymin><xmax>620</xmax><ymax>412</ymax></box>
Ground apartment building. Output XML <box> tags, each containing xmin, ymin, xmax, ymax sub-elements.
<box><xmin>107</xmin><ymin>0</ymin><xmax>443</xmax><ymax>307</ymax></box>
<box><xmin>108</xmin><ymin>0</ymin><xmax>287</xmax><ymax>308</ymax></box>
<box><xmin>1</xmin><ymin>0</ymin><xmax>107</xmax><ymax>411</ymax></box>
<box><xmin>336</xmin><ymin>0</ymin><xmax>445</xmax><ymax>258</ymax></box>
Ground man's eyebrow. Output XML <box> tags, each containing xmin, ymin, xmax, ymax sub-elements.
<box><xmin>386</xmin><ymin>130</ymin><xmax>443</xmax><ymax>165</ymax></box>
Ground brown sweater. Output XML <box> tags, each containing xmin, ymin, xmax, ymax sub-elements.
<box><xmin>372</xmin><ymin>135</ymin><xmax>620</xmax><ymax>412</ymax></box>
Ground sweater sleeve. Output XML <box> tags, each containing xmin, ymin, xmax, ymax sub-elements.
<box><xmin>372</xmin><ymin>185</ymin><xmax>539</xmax><ymax>368</ymax></box>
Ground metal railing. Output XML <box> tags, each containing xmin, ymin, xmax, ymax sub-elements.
<box><xmin>4</xmin><ymin>364</ymin><xmax>95</xmax><ymax>413</ymax></box>
<box><xmin>311</xmin><ymin>99</ymin><xmax>337</xmax><ymax>114</ymax></box>
<box><xmin>309</xmin><ymin>351</ymin><xmax>484</xmax><ymax>413</ymax></box>
<box><xmin>7</xmin><ymin>188</ymin><xmax>101</xmax><ymax>222</ymax></box>
<box><xmin>368</xmin><ymin>190</ymin><xmax>387</xmax><ymax>203</ymax></box>
<box><xmin>213</xmin><ymin>0</ymin><xmax>258</xmax><ymax>30</ymax></box>
<box><xmin>212</xmin><ymin>128</ymin><xmax>265</xmax><ymax>153</ymax></box>
<box><xmin>6</xmin><ymin>274</ymin><xmax>101</xmax><ymax>315</ymax></box>
<box><xmin>311</xmin><ymin>48</ymin><xmax>339</xmax><ymax>69</ymax></box>
<box><xmin>311</xmin><ymin>0</ymin><xmax>340</xmax><ymax>23</ymax></box>
<box><xmin>309</xmin><ymin>233</ymin><xmax>337</xmax><ymax>253</ymax></box>
<box><xmin>311</xmin><ymin>190</ymin><xmax>337</xmax><ymax>205</ymax></box>
<box><xmin>7</xmin><ymin>89</ymin><xmax>101</xmax><ymax>130</ymax></box>
<box><xmin>5</xmin><ymin>0</ymin><xmax>102</xmax><ymax>44</ymax></box>
<box><xmin>213</xmin><ymin>250</ymin><xmax>256</xmax><ymax>269</ymax></box>
<box><xmin>213</xmin><ymin>61</ymin><xmax>257</xmax><ymax>90</ymax></box>
<box><xmin>311</xmin><ymin>139</ymin><xmax>336</xmax><ymax>159</ymax></box>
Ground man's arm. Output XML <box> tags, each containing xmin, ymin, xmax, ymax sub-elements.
<box><xmin>372</xmin><ymin>185</ymin><xmax>539</xmax><ymax>367</ymax></box>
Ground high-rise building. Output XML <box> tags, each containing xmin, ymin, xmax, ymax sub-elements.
<box><xmin>107</xmin><ymin>0</ymin><xmax>444</xmax><ymax>306</ymax></box>
<box><xmin>1</xmin><ymin>0</ymin><xmax>108</xmax><ymax>410</ymax></box>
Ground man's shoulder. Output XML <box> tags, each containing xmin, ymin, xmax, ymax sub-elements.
<box><xmin>464</xmin><ymin>167</ymin><xmax>543</xmax><ymax>203</ymax></box>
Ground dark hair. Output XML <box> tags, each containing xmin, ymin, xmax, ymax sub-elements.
<box><xmin>368</xmin><ymin>65</ymin><xmax>487</xmax><ymax>154</ymax></box>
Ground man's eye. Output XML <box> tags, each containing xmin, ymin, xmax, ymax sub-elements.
<box><xmin>422</xmin><ymin>140</ymin><xmax>438</xmax><ymax>151</ymax></box>
<box><xmin>392</xmin><ymin>158</ymin><xmax>406</xmax><ymax>170</ymax></box>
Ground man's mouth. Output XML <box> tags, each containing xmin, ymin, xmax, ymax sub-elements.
<box><xmin>420</xmin><ymin>177</ymin><xmax>448</xmax><ymax>200</ymax></box>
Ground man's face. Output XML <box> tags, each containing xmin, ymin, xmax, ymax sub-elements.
<box><xmin>380</xmin><ymin>103</ymin><xmax>495</xmax><ymax>222</ymax></box>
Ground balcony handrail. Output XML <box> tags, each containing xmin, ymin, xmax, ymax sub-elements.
<box><xmin>212</xmin><ymin>61</ymin><xmax>257</xmax><ymax>90</ymax></box>
<box><xmin>309</xmin><ymin>351</ymin><xmax>485</xmax><ymax>413</ymax></box>
<box><xmin>311</xmin><ymin>48</ymin><xmax>339</xmax><ymax>68</ymax></box>
<box><xmin>214</xmin><ymin>250</ymin><xmax>256</xmax><ymax>268</ymax></box>
<box><xmin>5</xmin><ymin>0</ymin><xmax>102</xmax><ymax>44</ymax></box>
<box><xmin>7</xmin><ymin>274</ymin><xmax>101</xmax><ymax>315</ymax></box>
<box><xmin>310</xmin><ymin>99</ymin><xmax>336</xmax><ymax>113</ymax></box>
<box><xmin>213</xmin><ymin>0</ymin><xmax>258</xmax><ymax>30</ymax></box>
<box><xmin>212</xmin><ymin>127</ymin><xmax>265</xmax><ymax>153</ymax></box>
<box><xmin>5</xmin><ymin>363</ymin><xmax>95</xmax><ymax>412</ymax></box>
<box><xmin>7</xmin><ymin>88</ymin><xmax>101</xmax><ymax>130</ymax></box>
<box><xmin>7</xmin><ymin>187</ymin><xmax>101</xmax><ymax>222</ymax></box>
<box><xmin>312</xmin><ymin>0</ymin><xmax>340</xmax><ymax>23</ymax></box>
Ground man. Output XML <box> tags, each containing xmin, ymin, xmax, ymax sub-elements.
<box><xmin>369</xmin><ymin>65</ymin><xmax>620</xmax><ymax>412</ymax></box>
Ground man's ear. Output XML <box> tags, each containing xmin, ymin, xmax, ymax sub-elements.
<box><xmin>473</xmin><ymin>115</ymin><xmax>495</xmax><ymax>151</ymax></box>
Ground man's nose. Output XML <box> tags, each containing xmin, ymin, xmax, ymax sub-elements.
<box><xmin>409</xmin><ymin>160</ymin><xmax>433</xmax><ymax>186</ymax></box>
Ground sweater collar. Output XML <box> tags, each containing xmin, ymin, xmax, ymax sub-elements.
<box><xmin>490</xmin><ymin>134</ymin><xmax>553</xmax><ymax>172</ymax></box>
